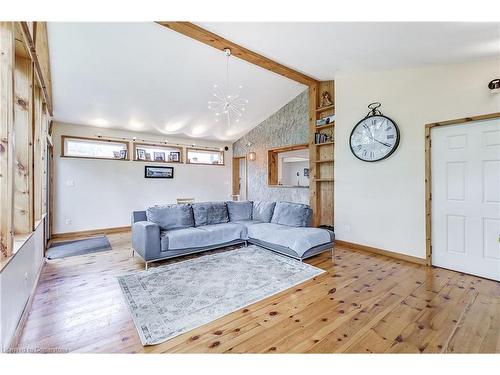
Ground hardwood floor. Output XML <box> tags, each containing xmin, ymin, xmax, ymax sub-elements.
<box><xmin>15</xmin><ymin>232</ymin><xmax>500</xmax><ymax>353</ymax></box>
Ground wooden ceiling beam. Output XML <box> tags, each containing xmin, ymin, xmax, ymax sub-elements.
<box><xmin>156</xmin><ymin>22</ymin><xmax>319</xmax><ymax>87</ymax></box>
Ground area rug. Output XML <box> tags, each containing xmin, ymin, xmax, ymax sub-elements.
<box><xmin>117</xmin><ymin>245</ymin><xmax>324</xmax><ymax>346</ymax></box>
<box><xmin>46</xmin><ymin>236</ymin><xmax>112</xmax><ymax>260</ymax></box>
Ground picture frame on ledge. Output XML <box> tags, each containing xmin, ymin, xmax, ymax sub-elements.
<box><xmin>153</xmin><ymin>152</ymin><xmax>166</xmax><ymax>162</ymax></box>
<box><xmin>136</xmin><ymin>148</ymin><xmax>146</xmax><ymax>160</ymax></box>
<box><xmin>169</xmin><ymin>151</ymin><xmax>181</xmax><ymax>162</ymax></box>
<box><xmin>145</xmin><ymin>166</ymin><xmax>174</xmax><ymax>179</ymax></box>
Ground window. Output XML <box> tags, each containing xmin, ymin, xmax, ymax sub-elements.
<box><xmin>267</xmin><ymin>144</ymin><xmax>309</xmax><ymax>187</ymax></box>
<box><xmin>186</xmin><ymin>148</ymin><xmax>224</xmax><ymax>165</ymax></box>
<box><xmin>62</xmin><ymin>136</ymin><xmax>129</xmax><ymax>160</ymax></box>
<box><xmin>133</xmin><ymin>143</ymin><xmax>182</xmax><ymax>163</ymax></box>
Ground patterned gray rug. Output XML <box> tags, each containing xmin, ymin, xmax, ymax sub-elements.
<box><xmin>117</xmin><ymin>246</ymin><xmax>324</xmax><ymax>346</ymax></box>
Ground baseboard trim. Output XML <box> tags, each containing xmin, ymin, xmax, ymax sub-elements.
<box><xmin>335</xmin><ymin>240</ymin><xmax>428</xmax><ymax>266</ymax></box>
<box><xmin>7</xmin><ymin>259</ymin><xmax>45</xmax><ymax>351</ymax></box>
<box><xmin>51</xmin><ymin>226</ymin><xmax>131</xmax><ymax>240</ymax></box>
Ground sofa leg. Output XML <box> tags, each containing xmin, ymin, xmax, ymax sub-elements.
<box><xmin>244</xmin><ymin>241</ymin><xmax>248</xmax><ymax>247</ymax></box>
<box><xmin>132</xmin><ymin>249</ymin><xmax>135</xmax><ymax>258</ymax></box>
<box><xmin>145</xmin><ymin>261</ymin><xmax>149</xmax><ymax>270</ymax></box>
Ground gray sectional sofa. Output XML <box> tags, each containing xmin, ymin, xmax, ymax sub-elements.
<box><xmin>131</xmin><ymin>201</ymin><xmax>334</xmax><ymax>269</ymax></box>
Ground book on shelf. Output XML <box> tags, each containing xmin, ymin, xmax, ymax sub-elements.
<box><xmin>314</xmin><ymin>133</ymin><xmax>333</xmax><ymax>144</ymax></box>
<box><xmin>316</xmin><ymin>114</ymin><xmax>335</xmax><ymax>126</ymax></box>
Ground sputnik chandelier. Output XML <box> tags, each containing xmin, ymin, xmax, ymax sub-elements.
<box><xmin>208</xmin><ymin>48</ymin><xmax>248</xmax><ymax>126</ymax></box>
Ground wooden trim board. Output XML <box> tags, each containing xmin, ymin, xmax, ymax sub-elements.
<box><xmin>335</xmin><ymin>240</ymin><xmax>427</xmax><ymax>266</ymax></box>
<box><xmin>156</xmin><ymin>22</ymin><xmax>318</xmax><ymax>87</ymax></box>
<box><xmin>424</xmin><ymin>112</ymin><xmax>500</xmax><ymax>267</ymax></box>
<box><xmin>51</xmin><ymin>226</ymin><xmax>131</xmax><ymax>241</ymax></box>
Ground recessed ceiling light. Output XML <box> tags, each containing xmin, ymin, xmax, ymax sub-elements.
<box><xmin>91</xmin><ymin>118</ymin><xmax>109</xmax><ymax>126</ymax></box>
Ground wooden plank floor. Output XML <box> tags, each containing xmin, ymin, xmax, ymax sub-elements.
<box><xmin>15</xmin><ymin>232</ymin><xmax>500</xmax><ymax>353</ymax></box>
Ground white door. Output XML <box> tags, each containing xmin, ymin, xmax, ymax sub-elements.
<box><xmin>431</xmin><ymin>118</ymin><xmax>500</xmax><ymax>281</ymax></box>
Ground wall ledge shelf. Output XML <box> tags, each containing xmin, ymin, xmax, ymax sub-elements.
<box><xmin>315</xmin><ymin>105</ymin><xmax>334</xmax><ymax>112</ymax></box>
<box><xmin>314</xmin><ymin>178</ymin><xmax>334</xmax><ymax>182</ymax></box>
<box><xmin>314</xmin><ymin>159</ymin><xmax>334</xmax><ymax>163</ymax></box>
<box><xmin>315</xmin><ymin>123</ymin><xmax>334</xmax><ymax>130</ymax></box>
<box><xmin>315</xmin><ymin>141</ymin><xmax>334</xmax><ymax>147</ymax></box>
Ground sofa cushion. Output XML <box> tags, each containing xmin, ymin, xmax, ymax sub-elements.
<box><xmin>252</xmin><ymin>201</ymin><xmax>276</xmax><ymax>222</ymax></box>
<box><xmin>146</xmin><ymin>204</ymin><xmax>194</xmax><ymax>231</ymax></box>
<box><xmin>160</xmin><ymin>223</ymin><xmax>244</xmax><ymax>251</ymax></box>
<box><xmin>226</xmin><ymin>201</ymin><xmax>253</xmax><ymax>221</ymax></box>
<box><xmin>271</xmin><ymin>202</ymin><xmax>312</xmax><ymax>227</ymax></box>
<box><xmin>192</xmin><ymin>202</ymin><xmax>229</xmax><ymax>227</ymax></box>
<box><xmin>160</xmin><ymin>227</ymin><xmax>208</xmax><ymax>251</ymax></box>
<box><xmin>198</xmin><ymin>223</ymin><xmax>244</xmax><ymax>245</ymax></box>
<box><xmin>232</xmin><ymin>220</ymin><xmax>263</xmax><ymax>239</ymax></box>
<box><xmin>247</xmin><ymin>223</ymin><xmax>332</xmax><ymax>257</ymax></box>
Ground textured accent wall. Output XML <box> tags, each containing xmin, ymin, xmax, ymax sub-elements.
<box><xmin>233</xmin><ymin>89</ymin><xmax>309</xmax><ymax>204</ymax></box>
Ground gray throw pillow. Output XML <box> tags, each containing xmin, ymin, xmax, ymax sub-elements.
<box><xmin>271</xmin><ymin>201</ymin><xmax>312</xmax><ymax>227</ymax></box>
<box><xmin>252</xmin><ymin>201</ymin><xmax>276</xmax><ymax>223</ymax></box>
<box><xmin>192</xmin><ymin>202</ymin><xmax>229</xmax><ymax>226</ymax></box>
<box><xmin>146</xmin><ymin>204</ymin><xmax>194</xmax><ymax>231</ymax></box>
<box><xmin>226</xmin><ymin>201</ymin><xmax>253</xmax><ymax>221</ymax></box>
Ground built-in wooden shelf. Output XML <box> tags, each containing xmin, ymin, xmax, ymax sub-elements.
<box><xmin>309</xmin><ymin>80</ymin><xmax>334</xmax><ymax>228</ymax></box>
<box><xmin>315</xmin><ymin>122</ymin><xmax>334</xmax><ymax>130</ymax></box>
<box><xmin>314</xmin><ymin>178</ymin><xmax>334</xmax><ymax>182</ymax></box>
<box><xmin>315</xmin><ymin>105</ymin><xmax>334</xmax><ymax>112</ymax></box>
<box><xmin>314</xmin><ymin>159</ymin><xmax>334</xmax><ymax>163</ymax></box>
<box><xmin>315</xmin><ymin>141</ymin><xmax>334</xmax><ymax>147</ymax></box>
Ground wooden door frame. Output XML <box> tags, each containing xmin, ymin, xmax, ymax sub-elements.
<box><xmin>424</xmin><ymin>112</ymin><xmax>500</xmax><ymax>266</ymax></box>
<box><xmin>232</xmin><ymin>156</ymin><xmax>248</xmax><ymax>200</ymax></box>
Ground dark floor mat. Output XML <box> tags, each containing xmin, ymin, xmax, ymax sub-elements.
<box><xmin>46</xmin><ymin>236</ymin><xmax>112</xmax><ymax>259</ymax></box>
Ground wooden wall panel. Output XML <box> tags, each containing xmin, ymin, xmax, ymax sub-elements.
<box><xmin>41</xmin><ymin>108</ymin><xmax>48</xmax><ymax>215</ymax></box>
<box><xmin>33</xmin><ymin>22</ymin><xmax>52</xmax><ymax>111</ymax></box>
<box><xmin>13</xmin><ymin>56</ymin><xmax>33</xmax><ymax>233</ymax></box>
<box><xmin>308</xmin><ymin>84</ymin><xmax>319</xmax><ymax>226</ymax></box>
<box><xmin>0</xmin><ymin>22</ymin><xmax>15</xmax><ymax>258</ymax></box>
<box><xmin>33</xmin><ymin>85</ymin><xmax>43</xmax><ymax>222</ymax></box>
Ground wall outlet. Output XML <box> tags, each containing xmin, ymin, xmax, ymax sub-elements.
<box><xmin>66</xmin><ymin>179</ymin><xmax>75</xmax><ymax>187</ymax></box>
<box><xmin>343</xmin><ymin>224</ymin><xmax>351</xmax><ymax>233</ymax></box>
<box><xmin>65</xmin><ymin>218</ymin><xmax>72</xmax><ymax>225</ymax></box>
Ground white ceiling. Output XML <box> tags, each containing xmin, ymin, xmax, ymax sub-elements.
<box><xmin>48</xmin><ymin>22</ymin><xmax>500</xmax><ymax>141</ymax></box>
<box><xmin>200</xmin><ymin>22</ymin><xmax>500</xmax><ymax>80</ymax></box>
<box><xmin>47</xmin><ymin>22</ymin><xmax>306</xmax><ymax>141</ymax></box>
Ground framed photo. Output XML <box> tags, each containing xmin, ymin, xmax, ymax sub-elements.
<box><xmin>119</xmin><ymin>149</ymin><xmax>127</xmax><ymax>159</ymax></box>
<box><xmin>136</xmin><ymin>148</ymin><xmax>146</xmax><ymax>160</ymax></box>
<box><xmin>304</xmin><ymin>168</ymin><xmax>310</xmax><ymax>177</ymax></box>
<box><xmin>145</xmin><ymin>152</ymin><xmax>151</xmax><ymax>161</ymax></box>
<box><xmin>145</xmin><ymin>166</ymin><xmax>174</xmax><ymax>179</ymax></box>
<box><xmin>153</xmin><ymin>152</ymin><xmax>166</xmax><ymax>162</ymax></box>
<box><xmin>169</xmin><ymin>151</ymin><xmax>180</xmax><ymax>162</ymax></box>
<box><xmin>113</xmin><ymin>151</ymin><xmax>121</xmax><ymax>159</ymax></box>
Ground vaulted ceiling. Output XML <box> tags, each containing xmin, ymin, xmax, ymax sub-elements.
<box><xmin>48</xmin><ymin>22</ymin><xmax>500</xmax><ymax>141</ymax></box>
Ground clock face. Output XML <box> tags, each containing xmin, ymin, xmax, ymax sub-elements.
<box><xmin>350</xmin><ymin>115</ymin><xmax>400</xmax><ymax>162</ymax></box>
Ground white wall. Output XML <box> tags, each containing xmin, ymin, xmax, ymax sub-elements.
<box><xmin>53</xmin><ymin>123</ymin><xmax>233</xmax><ymax>234</ymax></box>
<box><xmin>282</xmin><ymin>161</ymin><xmax>309</xmax><ymax>186</ymax></box>
<box><xmin>0</xmin><ymin>222</ymin><xmax>45</xmax><ymax>351</ymax></box>
<box><xmin>335</xmin><ymin>59</ymin><xmax>500</xmax><ymax>259</ymax></box>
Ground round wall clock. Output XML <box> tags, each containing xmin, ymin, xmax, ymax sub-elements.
<box><xmin>349</xmin><ymin>102</ymin><xmax>400</xmax><ymax>162</ymax></box>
